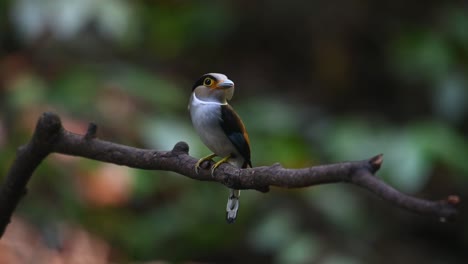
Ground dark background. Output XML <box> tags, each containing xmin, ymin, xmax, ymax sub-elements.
<box><xmin>0</xmin><ymin>0</ymin><xmax>467</xmax><ymax>263</ymax></box>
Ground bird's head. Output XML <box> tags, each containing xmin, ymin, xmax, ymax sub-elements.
<box><xmin>191</xmin><ymin>73</ymin><xmax>235</xmax><ymax>103</ymax></box>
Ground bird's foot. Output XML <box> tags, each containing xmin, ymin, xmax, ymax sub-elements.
<box><xmin>210</xmin><ymin>154</ymin><xmax>231</xmax><ymax>177</ymax></box>
<box><xmin>195</xmin><ymin>153</ymin><xmax>217</xmax><ymax>174</ymax></box>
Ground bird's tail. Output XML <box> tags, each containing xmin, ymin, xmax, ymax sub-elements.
<box><xmin>226</xmin><ymin>160</ymin><xmax>250</xmax><ymax>223</ymax></box>
<box><xmin>226</xmin><ymin>188</ymin><xmax>240</xmax><ymax>224</ymax></box>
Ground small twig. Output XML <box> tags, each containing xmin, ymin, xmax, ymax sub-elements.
<box><xmin>0</xmin><ymin>112</ymin><xmax>459</xmax><ymax>237</ymax></box>
<box><xmin>84</xmin><ymin>122</ymin><xmax>97</xmax><ymax>140</ymax></box>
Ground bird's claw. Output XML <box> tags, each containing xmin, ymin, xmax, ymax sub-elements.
<box><xmin>195</xmin><ymin>154</ymin><xmax>231</xmax><ymax>177</ymax></box>
<box><xmin>194</xmin><ymin>160</ymin><xmax>205</xmax><ymax>174</ymax></box>
<box><xmin>210</xmin><ymin>166</ymin><xmax>217</xmax><ymax>177</ymax></box>
<box><xmin>194</xmin><ymin>153</ymin><xmax>217</xmax><ymax>175</ymax></box>
<box><xmin>210</xmin><ymin>155</ymin><xmax>231</xmax><ymax>177</ymax></box>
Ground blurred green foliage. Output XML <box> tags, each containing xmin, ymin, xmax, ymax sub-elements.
<box><xmin>0</xmin><ymin>0</ymin><xmax>467</xmax><ymax>263</ymax></box>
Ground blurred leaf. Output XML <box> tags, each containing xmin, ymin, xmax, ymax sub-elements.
<box><xmin>432</xmin><ymin>74</ymin><xmax>468</xmax><ymax>123</ymax></box>
<box><xmin>320</xmin><ymin>117</ymin><xmax>468</xmax><ymax>191</ymax></box>
<box><xmin>258</xmin><ymin>134</ymin><xmax>310</xmax><ymax>166</ymax></box>
<box><xmin>110</xmin><ymin>67</ymin><xmax>185</xmax><ymax>112</ymax></box>
<box><xmin>11</xmin><ymin>0</ymin><xmax>134</xmax><ymax>42</ymax></box>
<box><xmin>144</xmin><ymin>2</ymin><xmax>233</xmax><ymax>57</ymax></box>
<box><xmin>241</xmin><ymin>98</ymin><xmax>303</xmax><ymax>134</ymax></box>
<box><xmin>306</xmin><ymin>185</ymin><xmax>371</xmax><ymax>233</ymax></box>
<box><xmin>390</xmin><ymin>30</ymin><xmax>453</xmax><ymax>82</ymax></box>
<box><xmin>445</xmin><ymin>8</ymin><xmax>468</xmax><ymax>48</ymax></box>
<box><xmin>51</xmin><ymin>67</ymin><xmax>100</xmax><ymax>114</ymax></box>
<box><xmin>321</xmin><ymin>254</ymin><xmax>361</xmax><ymax>264</ymax></box>
<box><xmin>140</xmin><ymin>115</ymin><xmax>197</xmax><ymax>152</ymax></box>
<box><xmin>409</xmin><ymin>121</ymin><xmax>468</xmax><ymax>178</ymax></box>
<box><xmin>248</xmin><ymin>209</ymin><xmax>299</xmax><ymax>253</ymax></box>
<box><xmin>95</xmin><ymin>0</ymin><xmax>135</xmax><ymax>42</ymax></box>
<box><xmin>382</xmin><ymin>132</ymin><xmax>431</xmax><ymax>193</ymax></box>
<box><xmin>276</xmin><ymin>235</ymin><xmax>318</xmax><ymax>264</ymax></box>
<box><xmin>6</xmin><ymin>73</ymin><xmax>46</xmax><ymax>109</ymax></box>
<box><xmin>321</xmin><ymin>119</ymin><xmax>431</xmax><ymax>193</ymax></box>
<box><xmin>240</xmin><ymin>98</ymin><xmax>310</xmax><ymax>166</ymax></box>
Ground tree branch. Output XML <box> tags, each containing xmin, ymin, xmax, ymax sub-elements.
<box><xmin>0</xmin><ymin>112</ymin><xmax>460</xmax><ymax>237</ymax></box>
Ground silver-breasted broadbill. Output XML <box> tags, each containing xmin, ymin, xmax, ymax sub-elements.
<box><xmin>188</xmin><ymin>73</ymin><xmax>252</xmax><ymax>223</ymax></box>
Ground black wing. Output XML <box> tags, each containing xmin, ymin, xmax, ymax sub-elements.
<box><xmin>220</xmin><ymin>104</ymin><xmax>252</xmax><ymax>168</ymax></box>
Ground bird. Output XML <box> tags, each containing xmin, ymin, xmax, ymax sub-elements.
<box><xmin>188</xmin><ymin>73</ymin><xmax>252</xmax><ymax>223</ymax></box>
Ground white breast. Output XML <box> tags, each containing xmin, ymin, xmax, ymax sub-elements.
<box><xmin>189</xmin><ymin>94</ymin><xmax>242</xmax><ymax>165</ymax></box>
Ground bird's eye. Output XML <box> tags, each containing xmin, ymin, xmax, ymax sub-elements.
<box><xmin>204</xmin><ymin>78</ymin><xmax>213</xmax><ymax>86</ymax></box>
